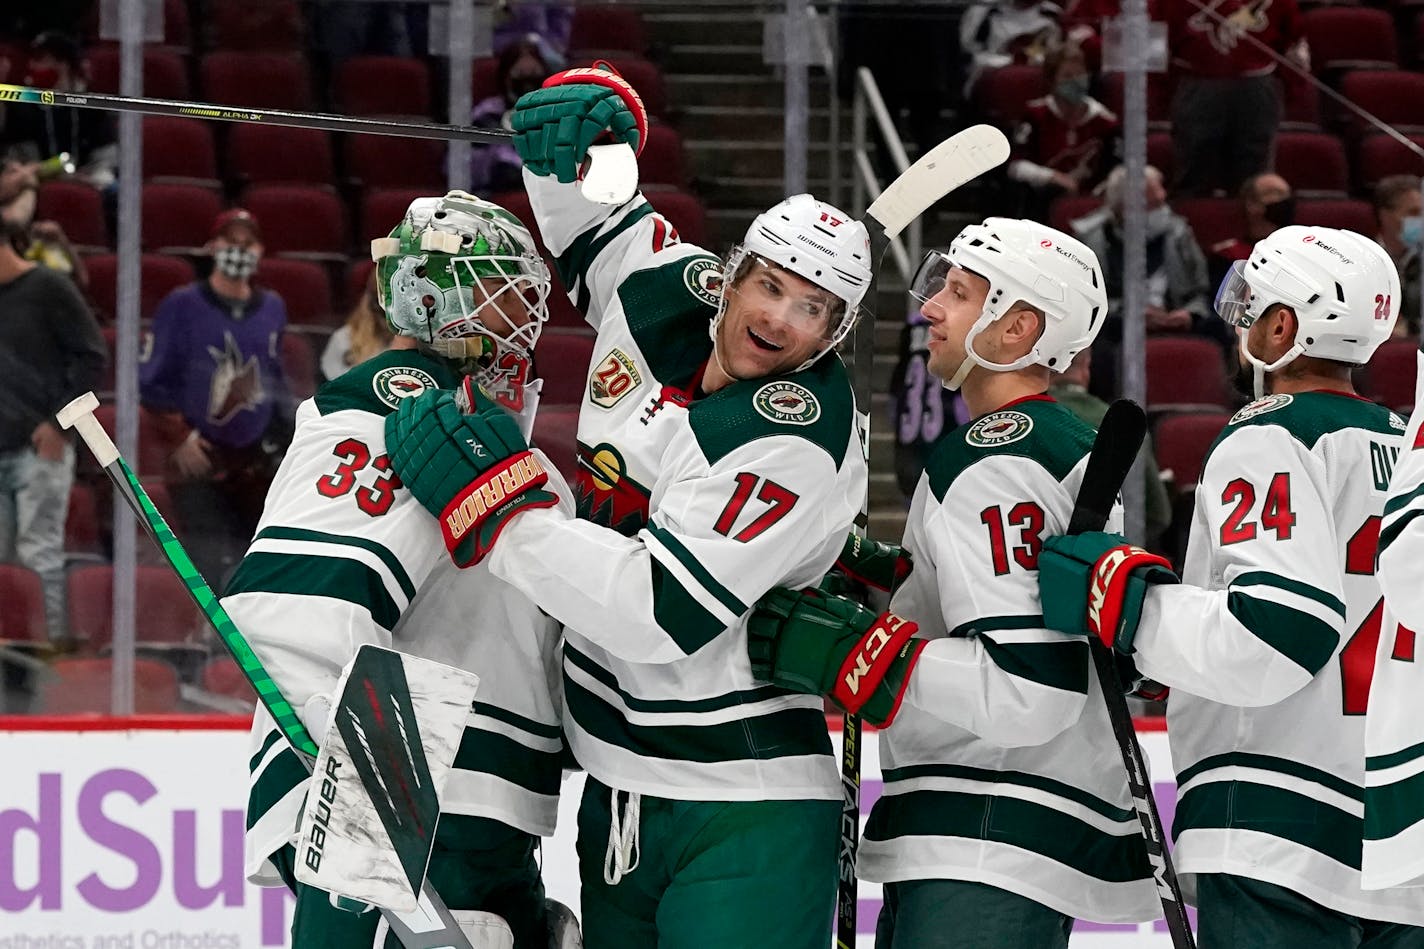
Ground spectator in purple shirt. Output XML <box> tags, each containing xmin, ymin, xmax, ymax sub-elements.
<box><xmin>139</xmin><ymin>208</ymin><xmax>290</xmax><ymax>588</ymax></box>
<box><xmin>470</xmin><ymin>36</ymin><xmax>557</xmax><ymax>195</ymax></box>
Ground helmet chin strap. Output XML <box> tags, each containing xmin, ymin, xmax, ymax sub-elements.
<box><xmin>942</xmin><ymin>318</ymin><xmax>1041</xmax><ymax>393</ymax></box>
<box><xmin>1237</xmin><ymin>328</ymin><xmax>1304</xmax><ymax>400</ymax></box>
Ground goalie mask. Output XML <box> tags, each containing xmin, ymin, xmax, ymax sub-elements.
<box><xmin>371</xmin><ymin>191</ymin><xmax>551</xmax><ymax>411</ymax></box>
<box><xmin>1214</xmin><ymin>225</ymin><xmax>1400</xmax><ymax>398</ymax></box>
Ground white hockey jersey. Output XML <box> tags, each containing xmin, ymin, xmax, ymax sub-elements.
<box><xmin>223</xmin><ymin>349</ymin><xmax>567</xmax><ymax>885</ymax></box>
<box><xmin>858</xmin><ymin>395</ymin><xmax>1160</xmax><ymax>924</ymax></box>
<box><xmin>1366</xmin><ymin>345</ymin><xmax>1424</xmax><ymax>890</ymax></box>
<box><xmin>482</xmin><ymin>171</ymin><xmax>865</xmax><ymax>802</ymax></box>
<box><xmin>1132</xmin><ymin>390</ymin><xmax>1423</xmax><ymax>924</ymax></box>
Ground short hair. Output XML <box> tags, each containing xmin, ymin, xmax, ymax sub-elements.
<box><xmin>1103</xmin><ymin>164</ymin><xmax>1163</xmax><ymax>210</ymax></box>
<box><xmin>30</xmin><ymin>32</ymin><xmax>82</xmax><ymax>70</ymax></box>
<box><xmin>1373</xmin><ymin>174</ymin><xmax>1421</xmax><ymax>213</ymax></box>
<box><xmin>1041</xmin><ymin>40</ymin><xmax>1086</xmax><ymax>83</ymax></box>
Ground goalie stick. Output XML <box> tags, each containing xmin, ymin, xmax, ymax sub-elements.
<box><xmin>1069</xmin><ymin>399</ymin><xmax>1196</xmax><ymax>949</ymax></box>
<box><xmin>839</xmin><ymin>124</ymin><xmax>1010</xmax><ymax>949</ymax></box>
<box><xmin>56</xmin><ymin>391</ymin><xmax>477</xmax><ymax>949</ymax></box>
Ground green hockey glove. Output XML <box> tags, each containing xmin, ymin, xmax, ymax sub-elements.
<box><xmin>832</xmin><ymin>533</ymin><xmax>913</xmax><ymax>593</ymax></box>
<box><xmin>1037</xmin><ymin>531</ymin><xmax>1179</xmax><ymax>654</ymax></box>
<box><xmin>385</xmin><ymin>378</ymin><xmax>557</xmax><ymax>567</ymax></box>
<box><xmin>511</xmin><ymin>62</ymin><xmax>647</xmax><ymax>184</ymax></box>
<box><xmin>748</xmin><ymin>586</ymin><xmax>924</xmax><ymax>728</ymax></box>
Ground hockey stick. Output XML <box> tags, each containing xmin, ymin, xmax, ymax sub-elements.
<box><xmin>838</xmin><ymin>124</ymin><xmax>1010</xmax><ymax>949</ymax></box>
<box><xmin>1069</xmin><ymin>399</ymin><xmax>1196</xmax><ymax>949</ymax></box>
<box><xmin>0</xmin><ymin>82</ymin><xmax>637</xmax><ymax>205</ymax></box>
<box><xmin>55</xmin><ymin>391</ymin><xmax>477</xmax><ymax>949</ymax></box>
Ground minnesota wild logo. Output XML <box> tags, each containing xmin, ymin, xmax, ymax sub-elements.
<box><xmin>753</xmin><ymin>381</ymin><xmax>821</xmax><ymax>426</ymax></box>
<box><xmin>966</xmin><ymin>410</ymin><xmax>1034</xmax><ymax>447</ymax></box>
<box><xmin>372</xmin><ymin>366</ymin><xmax>439</xmax><ymax>409</ymax></box>
<box><xmin>683</xmin><ymin>257</ymin><xmax>724</xmax><ymax>309</ymax></box>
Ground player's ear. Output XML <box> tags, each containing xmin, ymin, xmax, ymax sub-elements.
<box><xmin>1002</xmin><ymin>303</ymin><xmax>1045</xmax><ymax>356</ymax></box>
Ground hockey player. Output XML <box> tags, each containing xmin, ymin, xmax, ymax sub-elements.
<box><xmin>744</xmin><ymin>218</ymin><xmax>1164</xmax><ymax>947</ymax></box>
<box><xmin>1037</xmin><ymin>226</ymin><xmax>1424</xmax><ymax>944</ymax></box>
<box><xmin>223</xmin><ymin>191</ymin><xmax>572</xmax><ymax>949</ymax></box>
<box><xmin>379</xmin><ymin>68</ymin><xmax>871</xmax><ymax>949</ymax></box>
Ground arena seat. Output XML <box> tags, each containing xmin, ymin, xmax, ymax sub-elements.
<box><xmin>337</xmin><ymin>56</ymin><xmax>432</xmax><ymax>118</ymax></box>
<box><xmin>1173</xmin><ymin>198</ymin><xmax>1245</xmax><ymax>255</ymax></box>
<box><xmin>140</xmin><ymin>117</ymin><xmax>218</xmax><ymax>186</ymax></box>
<box><xmin>1050</xmin><ymin>195</ymin><xmax>1104</xmax><ymax>233</ymax></box>
<box><xmin>210</xmin><ymin>0</ymin><xmax>304</xmax><ymax>51</ymax></box>
<box><xmin>360</xmin><ymin>187</ymin><xmax>429</xmax><ymax>245</ymax></box>
<box><xmin>572</xmin><ymin>56</ymin><xmax>669</xmax><ymax>118</ymax></box>
<box><xmin>640</xmin><ymin>123</ymin><xmax>690</xmax><ymax>188</ymax></box>
<box><xmin>37</xmin><ymin>657</ymin><xmax>181</xmax><ymax>715</ymax></box>
<box><xmin>141</xmin><ymin>184</ymin><xmax>223</xmax><ymax>252</ymax></box>
<box><xmin>83</xmin><ymin>253</ymin><xmax>194</xmax><ymax>322</ymax></box>
<box><xmin>66</xmin><ymin>564</ymin><xmax>204</xmax><ymax>652</ymax></box>
<box><xmin>255</xmin><ymin>258</ymin><xmax>335</xmax><ymax>326</ymax></box>
<box><xmin>1145</xmin><ymin>336</ymin><xmax>1230</xmax><ymax>412</ymax></box>
<box><xmin>1303</xmin><ymin>7</ymin><xmax>1398</xmax><ymax>73</ymax></box>
<box><xmin>227</xmin><ymin>124</ymin><xmax>335</xmax><ymax>187</ymax></box>
<box><xmin>345</xmin><ymin>134</ymin><xmax>445</xmax><ymax>190</ymax></box>
<box><xmin>536</xmin><ymin>330</ymin><xmax>597</xmax><ymax>406</ymax></box>
<box><xmin>1361</xmin><ymin>338</ymin><xmax>1419</xmax><ymax>413</ymax></box>
<box><xmin>241</xmin><ymin>185</ymin><xmax>347</xmax><ymax>258</ymax></box>
<box><xmin>86</xmin><ymin>46</ymin><xmax>189</xmax><ymax>99</ymax></box>
<box><xmin>1340</xmin><ymin>71</ymin><xmax>1424</xmax><ymax>135</ymax></box>
<box><xmin>1272</xmin><ymin>132</ymin><xmax>1349</xmax><ymax>198</ymax></box>
<box><xmin>973</xmin><ymin>65</ymin><xmax>1047</xmax><ymax>126</ymax></box>
<box><xmin>1154</xmin><ymin>411</ymin><xmax>1232</xmax><ymax>493</ymax></box>
<box><xmin>201</xmin><ymin>656</ymin><xmax>256</xmax><ymax>704</ymax></box>
<box><xmin>644</xmin><ymin>190</ymin><xmax>708</xmax><ymax>247</ymax></box>
<box><xmin>1355</xmin><ymin>133</ymin><xmax>1424</xmax><ymax>190</ymax></box>
<box><xmin>1295</xmin><ymin>198</ymin><xmax>1376</xmax><ymax>234</ymax></box>
<box><xmin>65</xmin><ymin>482</ymin><xmax>101</xmax><ymax>559</ymax></box>
<box><xmin>487</xmin><ymin>190</ymin><xmax>547</xmax><ymax>256</ymax></box>
<box><xmin>37</xmin><ymin>180</ymin><xmax>108</xmax><ymax>250</ymax></box>
<box><xmin>0</xmin><ymin>564</ymin><xmax>47</xmax><ymax>648</ymax></box>
<box><xmin>569</xmin><ymin>5</ymin><xmax>649</xmax><ymax>55</ymax></box>
<box><xmin>472</xmin><ymin>57</ymin><xmax>500</xmax><ymax>103</ymax></box>
<box><xmin>91</xmin><ymin>403</ymin><xmax>179</xmax><ymax>476</ymax></box>
<box><xmin>201</xmin><ymin>52</ymin><xmax>312</xmax><ymax>111</ymax></box>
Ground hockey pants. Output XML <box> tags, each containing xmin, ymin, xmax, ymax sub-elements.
<box><xmin>575</xmin><ymin>777</ymin><xmax>839</xmax><ymax>949</ymax></box>
<box><xmin>1196</xmin><ymin>873</ymin><xmax>1424</xmax><ymax>949</ymax></box>
<box><xmin>875</xmin><ymin>879</ymin><xmax>1072</xmax><ymax>949</ymax></box>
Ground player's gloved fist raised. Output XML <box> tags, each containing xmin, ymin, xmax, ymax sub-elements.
<box><xmin>385</xmin><ymin>378</ymin><xmax>557</xmax><ymax>567</ymax></box>
<box><xmin>512</xmin><ymin>62</ymin><xmax>647</xmax><ymax>184</ymax></box>
<box><xmin>832</xmin><ymin>533</ymin><xmax>913</xmax><ymax>594</ymax></box>
<box><xmin>748</xmin><ymin>586</ymin><xmax>924</xmax><ymax>728</ymax></box>
<box><xmin>1037</xmin><ymin>531</ymin><xmax>1179</xmax><ymax>654</ymax></box>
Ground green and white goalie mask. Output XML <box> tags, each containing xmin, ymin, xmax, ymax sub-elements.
<box><xmin>372</xmin><ymin>191</ymin><xmax>551</xmax><ymax>412</ymax></box>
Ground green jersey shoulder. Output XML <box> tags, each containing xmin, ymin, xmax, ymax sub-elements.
<box><xmin>926</xmin><ymin>397</ymin><xmax>1096</xmax><ymax>502</ymax></box>
<box><xmin>1207</xmin><ymin>391</ymin><xmax>1405</xmax><ymax>462</ymax></box>
<box><xmin>313</xmin><ymin>349</ymin><xmax>457</xmax><ymax>418</ymax></box>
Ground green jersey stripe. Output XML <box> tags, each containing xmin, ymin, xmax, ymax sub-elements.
<box><xmin>864</xmin><ymin>788</ymin><xmax>1151</xmax><ymax>884</ymax></box>
<box><xmin>1381</xmin><ymin>509</ymin><xmax>1424</xmax><ymax>557</ymax></box>
<box><xmin>646</xmin><ymin>523</ymin><xmax>747</xmax><ymax>618</ymax></box>
<box><xmin>249</xmin><ymin>728</ymin><xmax>285</xmax><ymax>773</ymax></box>
<box><xmin>452</xmin><ymin>726</ymin><xmax>564</xmax><ymax>797</ymax></box>
<box><xmin>883</xmin><ymin>763</ymin><xmax>1135</xmax><ymax>823</ymax></box>
<box><xmin>945</xmin><ymin>614</ymin><xmax>1047</xmax><ymax>640</ymax></box>
<box><xmin>564</xmin><ymin>671</ymin><xmax>832</xmax><ymax>764</ymax></box>
<box><xmin>1364</xmin><ymin>769</ymin><xmax>1424</xmax><ymax>841</ymax></box>
<box><xmin>1233</xmin><ymin>570</ymin><xmax>1346</xmax><ymax>618</ymax></box>
<box><xmin>245</xmin><ymin>745</ymin><xmax>306</xmax><ymax>831</ymax></box>
<box><xmin>427</xmin><ymin>813</ymin><xmax>537</xmax><ymax>852</ymax></box>
<box><xmin>1367</xmin><ymin>739</ymin><xmax>1424</xmax><ymax>773</ymax></box>
<box><xmin>227</xmin><ymin>551</ymin><xmax>402</xmax><ymax>631</ymax></box>
<box><xmin>564</xmin><ymin>643</ymin><xmax>792</xmax><ymax>714</ymax></box>
<box><xmin>472</xmin><ymin>702</ymin><xmax>564</xmax><ymax>742</ymax></box>
<box><xmin>1176</xmin><ymin>751</ymin><xmax>1363</xmax><ymax>802</ymax></box>
<box><xmin>555</xmin><ymin>202</ymin><xmax>656</xmax><ymax>310</ymax></box>
<box><xmin>1383</xmin><ymin>482</ymin><xmax>1424</xmax><ymax>518</ymax></box>
<box><xmin>254</xmin><ymin>525</ymin><xmax>417</xmax><ymax>601</ymax></box>
<box><xmin>649</xmin><ymin>554</ymin><xmax>729</xmax><ymax>655</ymax></box>
<box><xmin>1227</xmin><ymin>589</ymin><xmax>1341</xmax><ymax>675</ymax></box>
<box><xmin>979</xmin><ymin>636</ymin><xmax>1089</xmax><ymax>695</ymax></box>
<box><xmin>1175</xmin><ymin>780</ymin><xmax>1360</xmax><ymax>868</ymax></box>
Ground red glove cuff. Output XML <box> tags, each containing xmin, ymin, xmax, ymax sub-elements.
<box><xmin>439</xmin><ymin>451</ymin><xmax>552</xmax><ymax>561</ymax></box>
<box><xmin>831</xmin><ymin>612</ymin><xmax>920</xmax><ymax>716</ymax></box>
<box><xmin>544</xmin><ymin>62</ymin><xmax>648</xmax><ymax>157</ymax></box>
<box><xmin>1087</xmin><ymin>545</ymin><xmax>1173</xmax><ymax>648</ymax></box>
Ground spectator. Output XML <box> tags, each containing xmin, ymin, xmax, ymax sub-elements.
<box><xmin>1008</xmin><ymin>41</ymin><xmax>1119</xmax><ymax>218</ymax></box>
<box><xmin>469</xmin><ymin>37</ymin><xmax>554</xmax><ymax>194</ymax></box>
<box><xmin>1049</xmin><ymin>347</ymin><xmax>1172</xmax><ymax>549</ymax></box>
<box><xmin>1208</xmin><ymin>171</ymin><xmax>1293</xmax><ymax>288</ymax></box>
<box><xmin>1160</xmin><ymin>0</ymin><xmax>1306</xmax><ymax>197</ymax></box>
<box><xmin>960</xmin><ymin>0</ymin><xmax>1064</xmax><ymax>97</ymax></box>
<box><xmin>1061</xmin><ymin>0</ymin><xmax>1119</xmax><ymax>66</ymax></box>
<box><xmin>888</xmin><ymin>306</ymin><xmax>970</xmax><ymax>499</ymax></box>
<box><xmin>493</xmin><ymin>2</ymin><xmax>572</xmax><ymax>62</ymax></box>
<box><xmin>1374</xmin><ymin>174</ymin><xmax>1422</xmax><ymax>337</ymax></box>
<box><xmin>319</xmin><ymin>269</ymin><xmax>403</xmax><ymax>381</ymax></box>
<box><xmin>0</xmin><ymin>33</ymin><xmax>115</xmax><ymax>177</ymax></box>
<box><xmin>139</xmin><ymin>209</ymin><xmax>291</xmax><ymax>588</ymax></box>
<box><xmin>0</xmin><ymin>158</ymin><xmax>86</xmax><ymax>287</ymax></box>
<box><xmin>0</xmin><ymin>179</ymin><xmax>105</xmax><ymax>646</ymax></box>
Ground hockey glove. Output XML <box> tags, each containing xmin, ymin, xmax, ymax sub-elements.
<box><xmin>511</xmin><ymin>62</ymin><xmax>647</xmax><ymax>184</ymax></box>
<box><xmin>748</xmin><ymin>586</ymin><xmax>924</xmax><ymax>728</ymax></box>
<box><xmin>1038</xmin><ymin>531</ymin><xmax>1179</xmax><ymax>654</ymax></box>
<box><xmin>832</xmin><ymin>533</ymin><xmax>913</xmax><ymax>593</ymax></box>
<box><xmin>385</xmin><ymin>379</ymin><xmax>557</xmax><ymax>567</ymax></box>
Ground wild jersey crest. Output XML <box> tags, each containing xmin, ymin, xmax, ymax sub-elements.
<box><xmin>1231</xmin><ymin>393</ymin><xmax>1294</xmax><ymax>424</ymax></box>
<box><xmin>753</xmin><ymin>382</ymin><xmax>821</xmax><ymax>426</ymax></box>
<box><xmin>372</xmin><ymin>366</ymin><xmax>440</xmax><ymax>409</ymax></box>
<box><xmin>966</xmin><ymin>410</ymin><xmax>1034</xmax><ymax>447</ymax></box>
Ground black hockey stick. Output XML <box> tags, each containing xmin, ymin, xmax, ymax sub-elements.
<box><xmin>1069</xmin><ymin>399</ymin><xmax>1196</xmax><ymax>949</ymax></box>
<box><xmin>56</xmin><ymin>392</ymin><xmax>475</xmax><ymax>949</ymax></box>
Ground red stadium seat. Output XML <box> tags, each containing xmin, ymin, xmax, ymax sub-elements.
<box><xmin>1281</xmin><ymin>84</ymin><xmax>1322</xmax><ymax>132</ymax></box>
<box><xmin>66</xmin><ymin>564</ymin><xmax>204</xmax><ymax>651</ymax></box>
<box><xmin>256</xmin><ymin>258</ymin><xmax>335</xmax><ymax>326</ymax></box>
<box><xmin>37</xmin><ymin>657</ymin><xmax>181</xmax><ymax>715</ymax></box>
<box><xmin>360</xmin><ymin>187</ymin><xmax>428</xmax><ymax>245</ymax></box>
<box><xmin>1273</xmin><ymin>132</ymin><xmax>1349</xmax><ymax>198</ymax></box>
<box><xmin>1361</xmin><ymin>338</ymin><xmax>1419</xmax><ymax>412</ymax></box>
<box><xmin>1303</xmin><ymin>7</ymin><xmax>1397</xmax><ymax>72</ymax></box>
<box><xmin>569</xmin><ymin>5</ymin><xmax>649</xmax><ymax>55</ymax></box>
<box><xmin>141</xmin><ymin>184</ymin><xmax>222</xmax><ymax>252</ymax></box>
<box><xmin>1154</xmin><ymin>412</ymin><xmax>1232</xmax><ymax>492</ymax></box>
<box><xmin>472</xmin><ymin>57</ymin><xmax>500</xmax><ymax>103</ymax></box>
<box><xmin>83</xmin><ymin>253</ymin><xmax>194</xmax><ymax>322</ymax></box>
<box><xmin>973</xmin><ymin>65</ymin><xmax>1048</xmax><ymax>125</ymax></box>
<box><xmin>241</xmin><ymin>185</ymin><xmax>347</xmax><ymax>257</ymax></box>
<box><xmin>280</xmin><ymin>332</ymin><xmax>318</xmax><ymax>400</ymax></box>
<box><xmin>1340</xmin><ymin>71</ymin><xmax>1424</xmax><ymax>135</ymax></box>
<box><xmin>201</xmin><ymin>656</ymin><xmax>256</xmax><ymax>703</ymax></box>
<box><xmin>1051</xmin><ymin>195</ymin><xmax>1104</xmax><ymax>233</ymax></box>
<box><xmin>645</xmin><ymin>190</ymin><xmax>708</xmax><ymax>247</ymax></box>
<box><xmin>1174</xmin><ymin>198</ymin><xmax>1246</xmax><ymax>255</ymax></box>
<box><xmin>37</xmin><ymin>180</ymin><xmax>108</xmax><ymax>250</ymax></box>
<box><xmin>141</xmin><ymin>117</ymin><xmax>218</xmax><ymax>185</ymax></box>
<box><xmin>1295</xmin><ymin>199</ymin><xmax>1376</xmax><ymax>234</ymax></box>
<box><xmin>226</xmin><ymin>125</ymin><xmax>335</xmax><ymax>187</ymax></box>
<box><xmin>210</xmin><ymin>0</ymin><xmax>304</xmax><ymax>51</ymax></box>
<box><xmin>337</xmin><ymin>56</ymin><xmax>431</xmax><ymax>118</ymax></box>
<box><xmin>345</xmin><ymin>134</ymin><xmax>446</xmax><ymax>190</ymax></box>
<box><xmin>91</xmin><ymin>403</ymin><xmax>180</xmax><ymax>476</ymax></box>
<box><xmin>0</xmin><ymin>41</ymin><xmax>26</xmax><ymax>84</ymax></box>
<box><xmin>640</xmin><ymin>123</ymin><xmax>689</xmax><ymax>188</ymax></box>
<box><xmin>1145</xmin><ymin>336</ymin><xmax>1230</xmax><ymax>412</ymax></box>
<box><xmin>536</xmin><ymin>330</ymin><xmax>596</xmax><ymax>405</ymax></box>
<box><xmin>0</xmin><ymin>564</ymin><xmax>47</xmax><ymax>646</ymax></box>
<box><xmin>572</xmin><ymin>56</ymin><xmax>668</xmax><ymax>118</ymax></box>
<box><xmin>1147</xmin><ymin>131</ymin><xmax>1174</xmax><ymax>182</ymax></box>
<box><xmin>345</xmin><ymin>260</ymin><xmax>376</xmax><ymax>311</ymax></box>
<box><xmin>1355</xmin><ymin>133</ymin><xmax>1424</xmax><ymax>190</ymax></box>
<box><xmin>545</xmin><ymin>262</ymin><xmax>588</xmax><ymax>330</ymax></box>
<box><xmin>86</xmin><ymin>47</ymin><xmax>189</xmax><ymax>99</ymax></box>
<box><xmin>201</xmin><ymin>52</ymin><xmax>312</xmax><ymax>111</ymax></box>
<box><xmin>65</xmin><ymin>482</ymin><xmax>101</xmax><ymax>558</ymax></box>
<box><xmin>531</xmin><ymin>404</ymin><xmax>581</xmax><ymax>485</ymax></box>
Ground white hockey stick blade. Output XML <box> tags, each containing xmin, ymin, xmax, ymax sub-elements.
<box><xmin>580</xmin><ymin>142</ymin><xmax>639</xmax><ymax>205</ymax></box>
<box><xmin>865</xmin><ymin>125</ymin><xmax>1010</xmax><ymax>240</ymax></box>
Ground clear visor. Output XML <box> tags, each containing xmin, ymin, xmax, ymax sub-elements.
<box><xmin>1214</xmin><ymin>259</ymin><xmax>1255</xmax><ymax>327</ymax></box>
<box><xmin>909</xmin><ymin>250</ymin><xmax>953</xmax><ymax>307</ymax></box>
<box><xmin>726</xmin><ymin>251</ymin><xmax>848</xmax><ymax>339</ymax></box>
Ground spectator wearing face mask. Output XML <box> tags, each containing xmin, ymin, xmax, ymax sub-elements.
<box><xmin>1008</xmin><ymin>41</ymin><xmax>1119</xmax><ymax>218</ymax></box>
<box><xmin>139</xmin><ymin>208</ymin><xmax>292</xmax><ymax>589</ymax></box>
<box><xmin>1207</xmin><ymin>172</ymin><xmax>1294</xmax><ymax>289</ymax></box>
<box><xmin>0</xmin><ymin>32</ymin><xmax>115</xmax><ymax>177</ymax></box>
<box><xmin>1374</xmin><ymin>174</ymin><xmax>1422</xmax><ymax>338</ymax></box>
<box><xmin>468</xmin><ymin>36</ymin><xmax>555</xmax><ymax>194</ymax></box>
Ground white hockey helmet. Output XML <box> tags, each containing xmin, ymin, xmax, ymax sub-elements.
<box><xmin>714</xmin><ymin>193</ymin><xmax>874</xmax><ymax>370</ymax></box>
<box><xmin>1215</xmin><ymin>225</ymin><xmax>1400</xmax><ymax>394</ymax></box>
<box><xmin>911</xmin><ymin>217</ymin><xmax>1108</xmax><ymax>389</ymax></box>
